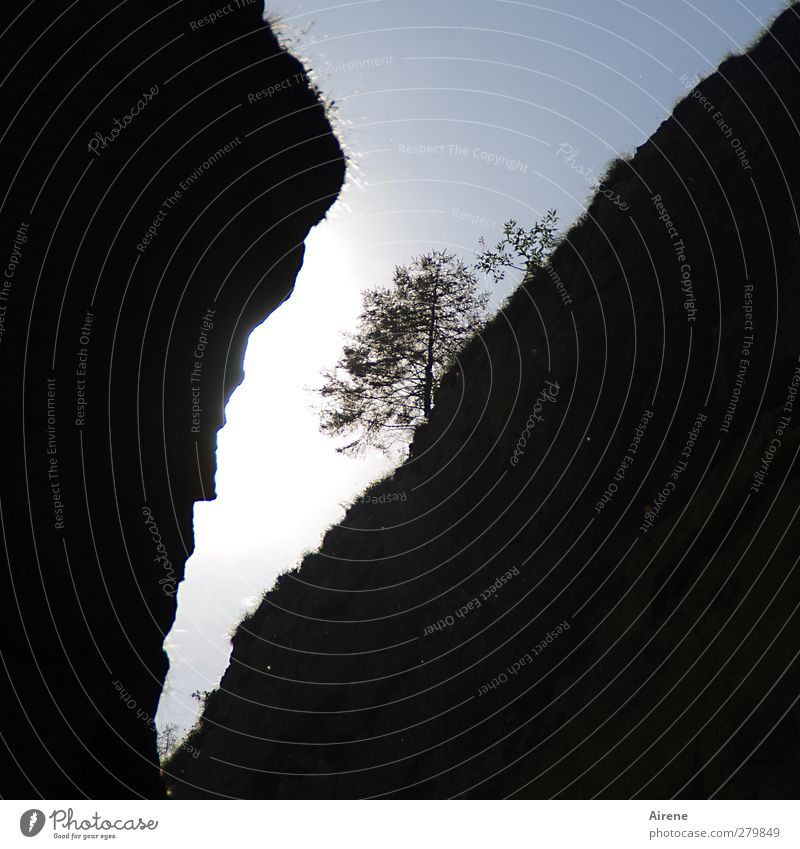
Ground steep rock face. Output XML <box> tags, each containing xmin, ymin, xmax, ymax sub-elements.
<box><xmin>0</xmin><ymin>2</ymin><xmax>344</xmax><ymax>798</ymax></box>
<box><xmin>169</xmin><ymin>6</ymin><xmax>800</xmax><ymax>798</ymax></box>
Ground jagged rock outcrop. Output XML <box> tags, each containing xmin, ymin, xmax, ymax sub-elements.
<box><xmin>0</xmin><ymin>2</ymin><xmax>344</xmax><ymax>798</ymax></box>
<box><xmin>168</xmin><ymin>5</ymin><xmax>800</xmax><ymax>798</ymax></box>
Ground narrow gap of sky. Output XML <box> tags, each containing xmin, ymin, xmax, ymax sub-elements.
<box><xmin>157</xmin><ymin>0</ymin><xmax>789</xmax><ymax>736</ymax></box>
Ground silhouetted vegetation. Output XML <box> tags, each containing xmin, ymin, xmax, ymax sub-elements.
<box><xmin>476</xmin><ymin>209</ymin><xmax>559</xmax><ymax>284</ymax></box>
<box><xmin>318</xmin><ymin>250</ymin><xmax>489</xmax><ymax>454</ymax></box>
<box><xmin>156</xmin><ymin>723</ymin><xmax>180</xmax><ymax>762</ymax></box>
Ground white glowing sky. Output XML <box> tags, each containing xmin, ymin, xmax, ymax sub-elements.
<box><xmin>157</xmin><ymin>0</ymin><xmax>789</xmax><ymax>737</ymax></box>
<box><xmin>159</xmin><ymin>221</ymin><xmax>394</xmax><ymax>732</ymax></box>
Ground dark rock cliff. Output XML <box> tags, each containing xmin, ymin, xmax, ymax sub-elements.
<box><xmin>168</xmin><ymin>6</ymin><xmax>800</xmax><ymax>798</ymax></box>
<box><xmin>0</xmin><ymin>2</ymin><xmax>344</xmax><ymax>798</ymax></box>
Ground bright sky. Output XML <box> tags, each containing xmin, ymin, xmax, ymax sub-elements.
<box><xmin>157</xmin><ymin>0</ymin><xmax>790</xmax><ymax>738</ymax></box>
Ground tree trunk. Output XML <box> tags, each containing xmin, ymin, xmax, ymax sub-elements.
<box><xmin>423</xmin><ymin>273</ymin><xmax>437</xmax><ymax>417</ymax></box>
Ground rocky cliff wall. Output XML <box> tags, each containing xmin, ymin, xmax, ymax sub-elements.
<box><xmin>0</xmin><ymin>1</ymin><xmax>344</xmax><ymax>798</ymax></box>
<box><xmin>168</xmin><ymin>5</ymin><xmax>800</xmax><ymax>798</ymax></box>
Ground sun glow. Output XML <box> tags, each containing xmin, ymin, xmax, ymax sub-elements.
<box><xmin>158</xmin><ymin>221</ymin><xmax>392</xmax><ymax>734</ymax></box>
